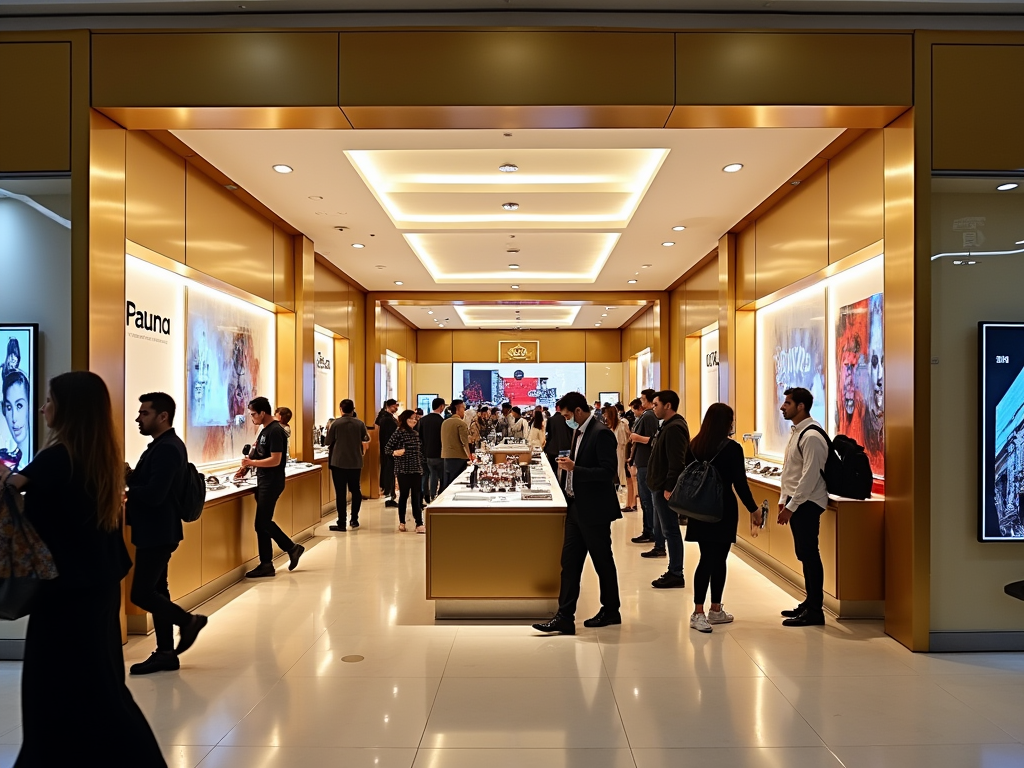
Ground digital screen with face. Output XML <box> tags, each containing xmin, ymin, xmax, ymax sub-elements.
<box><xmin>0</xmin><ymin>325</ymin><xmax>36</xmax><ymax>471</ymax></box>
<box><xmin>980</xmin><ymin>322</ymin><xmax>1024</xmax><ymax>541</ymax></box>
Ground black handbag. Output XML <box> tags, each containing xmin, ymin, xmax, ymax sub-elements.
<box><xmin>0</xmin><ymin>481</ymin><xmax>59</xmax><ymax>620</ymax></box>
<box><xmin>668</xmin><ymin>443</ymin><xmax>727</xmax><ymax>524</ymax></box>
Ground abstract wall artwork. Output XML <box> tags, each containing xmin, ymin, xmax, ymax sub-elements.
<box><xmin>835</xmin><ymin>293</ymin><xmax>885</xmax><ymax>476</ymax></box>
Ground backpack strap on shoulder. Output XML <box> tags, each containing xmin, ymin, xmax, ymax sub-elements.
<box><xmin>796</xmin><ymin>423</ymin><xmax>831</xmax><ymax>456</ymax></box>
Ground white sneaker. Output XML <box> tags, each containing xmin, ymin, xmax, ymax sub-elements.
<box><xmin>707</xmin><ymin>607</ymin><xmax>734</xmax><ymax>625</ymax></box>
<box><xmin>689</xmin><ymin>612</ymin><xmax>712</xmax><ymax>633</ymax></box>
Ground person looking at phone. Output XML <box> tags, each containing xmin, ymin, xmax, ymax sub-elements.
<box><xmin>237</xmin><ymin>397</ymin><xmax>304</xmax><ymax>578</ymax></box>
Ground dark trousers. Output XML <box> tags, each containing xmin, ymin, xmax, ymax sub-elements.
<box><xmin>557</xmin><ymin>501</ymin><xmax>620</xmax><ymax>619</ymax></box>
<box><xmin>379</xmin><ymin>454</ymin><xmax>396</xmax><ymax>498</ymax></box>
<box><xmin>331</xmin><ymin>466</ymin><xmax>362</xmax><ymax>525</ymax></box>
<box><xmin>130</xmin><ymin>544</ymin><xmax>193</xmax><ymax>653</ymax></box>
<box><xmin>255</xmin><ymin>477</ymin><xmax>295</xmax><ymax>564</ymax></box>
<box><xmin>443</xmin><ymin>458</ymin><xmax>468</xmax><ymax>490</ymax></box>
<box><xmin>423</xmin><ymin>457</ymin><xmax>444</xmax><ymax>502</ymax></box>
<box><xmin>636</xmin><ymin>467</ymin><xmax>664</xmax><ymax>547</ymax></box>
<box><xmin>652</xmin><ymin>492</ymin><xmax>684</xmax><ymax>576</ymax></box>
<box><xmin>397</xmin><ymin>473</ymin><xmax>424</xmax><ymax>526</ymax></box>
<box><xmin>790</xmin><ymin>500</ymin><xmax>826</xmax><ymax>612</ymax></box>
<box><xmin>693</xmin><ymin>541</ymin><xmax>732</xmax><ymax>605</ymax></box>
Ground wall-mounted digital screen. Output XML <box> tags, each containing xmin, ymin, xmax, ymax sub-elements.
<box><xmin>453</xmin><ymin>363</ymin><xmax>585</xmax><ymax>409</ymax></box>
<box><xmin>979</xmin><ymin>322</ymin><xmax>1024</xmax><ymax>541</ymax></box>
<box><xmin>0</xmin><ymin>324</ymin><xmax>37</xmax><ymax>471</ymax></box>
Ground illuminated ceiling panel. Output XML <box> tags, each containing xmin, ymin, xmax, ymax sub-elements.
<box><xmin>454</xmin><ymin>305</ymin><xmax>581</xmax><ymax>329</ymax></box>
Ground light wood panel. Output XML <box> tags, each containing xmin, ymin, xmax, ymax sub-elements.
<box><xmin>675</xmin><ymin>33</ymin><xmax>912</xmax><ymax>107</ymax></box>
<box><xmin>273</xmin><ymin>226</ymin><xmax>295</xmax><ymax>310</ymax></box>
<box><xmin>683</xmin><ymin>260</ymin><xmax>719</xmax><ymax>335</ymax></box>
<box><xmin>294</xmin><ymin>236</ymin><xmax>316</xmax><ymax>461</ymax></box>
<box><xmin>584</xmin><ymin>330</ymin><xmax>622</xmax><ymax>363</ymax></box>
<box><xmin>201</xmin><ymin>500</ymin><xmax>244</xmax><ymax>584</ymax></box>
<box><xmin>185</xmin><ymin>162</ymin><xmax>275</xmax><ymax>302</ymax></box>
<box><xmin>417</xmin><ymin>330</ymin><xmax>454</xmax><ymax>364</ymax></box>
<box><xmin>755</xmin><ymin>165</ymin><xmax>829</xmax><ymax>299</ymax></box>
<box><xmin>669</xmin><ymin>286</ymin><xmax>685</xmax><ymax>394</ymax></box>
<box><xmin>92</xmin><ymin>32</ymin><xmax>340</xmax><ymax>108</ymax></box>
<box><xmin>684</xmin><ymin>335</ymin><xmax>702</xmax><ymax>430</ymax></box>
<box><xmin>735</xmin><ymin>310</ymin><xmax>757</xmax><ymax>458</ymax></box>
<box><xmin>717</xmin><ymin>234</ymin><xmax>737</xmax><ymax>408</ymax></box>
<box><xmin>736</xmin><ymin>225</ymin><xmax>756</xmax><ymax>308</ymax></box>
<box><xmin>932</xmin><ymin>44</ymin><xmax>1024</xmax><ymax>171</ymax></box>
<box><xmin>0</xmin><ymin>42</ymin><xmax>71</xmax><ymax>172</ymax></box>
<box><xmin>342</xmin><ymin>105</ymin><xmax>674</xmax><ymax>131</ymax></box>
<box><xmin>125</xmin><ymin>131</ymin><xmax>185</xmax><ymax>264</ymax></box>
<box><xmin>167</xmin><ymin>519</ymin><xmax>202</xmax><ymax>601</ymax></box>
<box><xmin>828</xmin><ymin>130</ymin><xmax>884</xmax><ymax>263</ymax></box>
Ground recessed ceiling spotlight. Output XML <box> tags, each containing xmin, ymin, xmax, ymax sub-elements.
<box><xmin>790</xmin><ymin>180</ymin><xmax>802</xmax><ymax>186</ymax></box>
<box><xmin>627</xmin><ymin>279</ymin><xmax>638</xmax><ymax>284</ymax></box>
<box><xmin>427</xmin><ymin>310</ymin><xmax>433</xmax><ymax>315</ymax></box>
<box><xmin>351</xmin><ymin>243</ymin><xmax>365</xmax><ymax>249</ymax></box>
<box><xmin>375</xmin><ymin>264</ymin><xmax>386</xmax><ymax>269</ymax></box>
<box><xmin>509</xmin><ymin>264</ymin><xmax>520</xmax><ymax>269</ymax></box>
<box><xmin>439</xmin><ymin>324</ymin><xmax>444</xmax><ymax>328</ymax></box>
<box><xmin>499</xmin><ymin>163</ymin><xmax>519</xmax><ymax>173</ymax></box>
<box><xmin>997</xmin><ymin>183</ymin><xmax>1019</xmax><ymax>191</ymax></box>
<box><xmin>662</xmin><ymin>242</ymin><xmax>675</xmax><ymax>247</ymax></box>
<box><xmin>511</xmin><ymin>285</ymin><xmax>520</xmax><ymax>289</ymax></box>
<box><xmin>502</xmin><ymin>202</ymin><xmax>520</xmax><ymax>211</ymax></box>
<box><xmin>642</xmin><ymin>264</ymin><xmax>652</xmax><ymax>269</ymax></box>
<box><xmin>507</xmin><ymin>248</ymin><xmax>520</xmax><ymax>254</ymax></box>
<box><xmin>606</xmin><ymin>306</ymin><xmax>616</xmax><ymax>310</ymax></box>
<box><xmin>272</xmin><ymin>164</ymin><xmax>293</xmax><ymax>174</ymax></box>
<box><xmin>308</xmin><ymin>195</ymin><xmax>323</xmax><ymax>200</ymax></box>
<box><xmin>672</xmin><ymin>225</ymin><xmax>686</xmax><ymax>231</ymax></box>
<box><xmin>223</xmin><ymin>183</ymin><xmax>238</xmax><ymax>191</ymax></box>
<box><xmin>503</xmin><ymin>132</ymin><xmax>513</xmax><ymax>137</ymax></box>
<box><xmin>723</xmin><ymin>163</ymin><xmax>744</xmax><ymax>173</ymax></box>
<box><xmin>445</xmin><ymin>318</ymin><xmax>450</xmax><ymax>321</ymax></box>
<box><xmin>601</xmin><ymin>313</ymin><xmax>608</xmax><ymax>317</ymax></box>
<box><xmin>394</xmin><ymin>281</ymin><xmax>403</xmax><ymax>286</ymax></box>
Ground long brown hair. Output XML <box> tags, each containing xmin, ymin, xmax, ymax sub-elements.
<box><xmin>47</xmin><ymin>372</ymin><xmax>124</xmax><ymax>531</ymax></box>
<box><xmin>690</xmin><ymin>403</ymin><xmax>734</xmax><ymax>460</ymax></box>
<box><xmin>603</xmin><ymin>405</ymin><xmax>619</xmax><ymax>432</ymax></box>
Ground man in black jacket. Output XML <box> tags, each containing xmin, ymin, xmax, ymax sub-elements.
<box><xmin>533</xmin><ymin>392</ymin><xmax>622</xmax><ymax>635</ymax></box>
<box><xmin>375</xmin><ymin>399</ymin><xmax>399</xmax><ymax>508</ymax></box>
<box><xmin>126</xmin><ymin>392</ymin><xmax>207</xmax><ymax>675</ymax></box>
<box><xmin>418</xmin><ymin>397</ymin><xmax>446</xmax><ymax>503</ymax></box>
<box><xmin>543</xmin><ymin>408</ymin><xmax>572</xmax><ymax>472</ymax></box>
<box><xmin>646</xmin><ymin>389</ymin><xmax>690</xmax><ymax>589</ymax></box>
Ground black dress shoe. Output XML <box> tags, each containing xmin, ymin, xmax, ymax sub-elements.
<box><xmin>329</xmin><ymin>524</ymin><xmax>346</xmax><ymax>532</ymax></box>
<box><xmin>350</xmin><ymin>520</ymin><xmax>360</xmax><ymax>529</ymax></box>
<box><xmin>583</xmin><ymin>610</ymin><xmax>622</xmax><ymax>628</ymax></box>
<box><xmin>130</xmin><ymin>651</ymin><xmax>179</xmax><ymax>676</ymax></box>
<box><xmin>532</xmin><ymin>614</ymin><xmax>575</xmax><ymax>635</ymax></box>
<box><xmin>385</xmin><ymin>499</ymin><xmax>399</xmax><ymax>508</ymax></box>
<box><xmin>245</xmin><ymin>563</ymin><xmax>276</xmax><ymax>578</ymax></box>
<box><xmin>782</xmin><ymin>610</ymin><xmax>826</xmax><ymax>627</ymax></box>
<box><xmin>641</xmin><ymin>547</ymin><xmax>667</xmax><ymax>558</ymax></box>
<box><xmin>781</xmin><ymin>605</ymin><xmax>806</xmax><ymax>618</ymax></box>
<box><xmin>175</xmin><ymin>614</ymin><xmax>207</xmax><ymax>655</ymax></box>
<box><xmin>288</xmin><ymin>543</ymin><xmax>305</xmax><ymax>571</ymax></box>
<box><xmin>631</xmin><ymin>534</ymin><xmax>654</xmax><ymax>544</ymax></box>
<box><xmin>652</xmin><ymin>571</ymin><xmax>686</xmax><ymax>589</ymax></box>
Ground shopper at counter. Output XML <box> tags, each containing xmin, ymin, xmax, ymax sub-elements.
<box><xmin>375</xmin><ymin>399</ymin><xmax>399</xmax><ymax>508</ymax></box>
<box><xmin>684</xmin><ymin>403</ymin><xmax>761</xmax><ymax>633</ymax></box>
<box><xmin>778</xmin><ymin>387</ymin><xmax>829</xmax><ymax>627</ymax></box>
<box><xmin>238</xmin><ymin>397</ymin><xmax>304</xmax><ymax>578</ymax></box>
<box><xmin>509</xmin><ymin>406</ymin><xmax>529</xmax><ymax>441</ymax></box>
<box><xmin>605</xmin><ymin>405</ymin><xmax>629</xmax><ymax>494</ymax></box>
<box><xmin>629</xmin><ymin>389</ymin><xmax>663</xmax><ymax>552</ymax></box>
<box><xmin>544</xmin><ymin>406</ymin><xmax>572</xmax><ymax>472</ymax></box>
<box><xmin>468</xmin><ymin>405</ymin><xmax>490</xmax><ymax>452</ymax></box>
<box><xmin>386</xmin><ymin>409</ymin><xmax>426</xmax><ymax>533</ymax></box>
<box><xmin>325</xmin><ymin>398</ymin><xmax>370</xmax><ymax>532</ymax></box>
<box><xmin>0</xmin><ymin>371</ymin><xmax>166</xmax><ymax>767</ymax></box>
<box><xmin>533</xmin><ymin>392</ymin><xmax>622</xmax><ymax>635</ymax></box>
<box><xmin>646</xmin><ymin>390</ymin><xmax>690</xmax><ymax>589</ymax></box>
<box><xmin>528</xmin><ymin>410</ymin><xmax>546</xmax><ymax>449</ymax></box>
<box><xmin>126</xmin><ymin>392</ymin><xmax>207</xmax><ymax>675</ymax></box>
<box><xmin>418</xmin><ymin>397</ymin><xmax>446</xmax><ymax>503</ymax></box>
<box><xmin>441</xmin><ymin>399</ymin><xmax>472</xmax><ymax>490</ymax></box>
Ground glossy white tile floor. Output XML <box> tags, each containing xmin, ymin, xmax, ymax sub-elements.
<box><xmin>2</xmin><ymin>498</ymin><xmax>1024</xmax><ymax>767</ymax></box>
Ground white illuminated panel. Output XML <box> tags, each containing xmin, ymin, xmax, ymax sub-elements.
<box><xmin>454</xmin><ymin>305</ymin><xmax>581</xmax><ymax>328</ymax></box>
<box><xmin>700</xmin><ymin>329</ymin><xmax>720</xmax><ymax>423</ymax></box>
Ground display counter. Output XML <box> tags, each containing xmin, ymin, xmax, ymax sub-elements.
<box><xmin>425</xmin><ymin>457</ymin><xmax>567</xmax><ymax>619</ymax></box>
<box><xmin>481</xmin><ymin>443</ymin><xmax>534</xmax><ymax>465</ymax></box>
<box><xmin>126</xmin><ymin>462</ymin><xmax>323</xmax><ymax>635</ymax></box>
<box><xmin>734</xmin><ymin>468</ymin><xmax>885</xmax><ymax>618</ymax></box>
<box><xmin>312</xmin><ymin>447</ymin><xmax>337</xmax><ymax>517</ymax></box>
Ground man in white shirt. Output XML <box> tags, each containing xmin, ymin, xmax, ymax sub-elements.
<box><xmin>777</xmin><ymin>386</ymin><xmax>830</xmax><ymax>627</ymax></box>
<box><xmin>508</xmin><ymin>406</ymin><xmax>528</xmax><ymax>441</ymax></box>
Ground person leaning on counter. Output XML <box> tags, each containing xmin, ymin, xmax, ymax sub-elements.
<box><xmin>440</xmin><ymin>399</ymin><xmax>472</xmax><ymax>490</ymax></box>
<box><xmin>533</xmin><ymin>391</ymin><xmax>622</xmax><ymax>636</ymax></box>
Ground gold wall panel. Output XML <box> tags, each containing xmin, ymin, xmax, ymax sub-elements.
<box><xmin>273</xmin><ymin>227</ymin><xmax>295</xmax><ymax>310</ymax></box>
<box><xmin>314</xmin><ymin>259</ymin><xmax>357</xmax><ymax>339</ymax></box>
<box><xmin>717</xmin><ymin>234</ymin><xmax>737</xmax><ymax>408</ymax></box>
<box><xmin>933</xmin><ymin>44</ymin><xmax>1024</xmax><ymax>171</ymax></box>
<box><xmin>684</xmin><ymin>335</ymin><xmax>701</xmax><ymax>429</ymax></box>
<box><xmin>201</xmin><ymin>501</ymin><xmax>244</xmax><ymax>584</ymax></box>
<box><xmin>335</xmin><ymin>336</ymin><xmax>350</xmax><ymax>402</ymax></box>
<box><xmin>339</xmin><ymin>32</ymin><xmax>674</xmax><ymax>108</ymax></box>
<box><xmin>273</xmin><ymin>486</ymin><xmax>294</xmax><ymax>541</ymax></box>
<box><xmin>294</xmin><ymin>236</ymin><xmax>316</xmax><ymax>461</ymax></box>
<box><xmin>0</xmin><ymin>42</ymin><xmax>71</xmax><ymax>172</ymax></box>
<box><xmin>736</xmin><ymin>225</ymin><xmax>756</xmax><ymax>308</ymax></box>
<box><xmin>669</xmin><ymin>286</ymin><xmax>685</xmax><ymax>393</ymax></box>
<box><xmin>683</xmin><ymin>260</ymin><xmax>719</xmax><ymax>335</ymax></box>
<box><xmin>828</xmin><ymin>129</ymin><xmax>884</xmax><ymax>264</ymax></box>
<box><xmin>665</xmin><ymin>104</ymin><xmax>907</xmax><ymax>129</ymax></box>
<box><xmin>755</xmin><ymin>165</ymin><xmax>829</xmax><ymax>299</ymax></box>
<box><xmin>293</xmin><ymin>472</ymin><xmax>322</xmax><ymax>532</ymax></box>
<box><xmin>584</xmin><ymin>330</ymin><xmax>622</xmax><ymax>363</ymax></box>
<box><xmin>240</xmin><ymin>494</ymin><xmax>257</xmax><ymax>562</ymax></box>
<box><xmin>185</xmin><ymin>162</ymin><xmax>275</xmax><ymax>303</ymax></box>
<box><xmin>342</xmin><ymin>104</ymin><xmax>673</xmax><ymax>130</ymax></box>
<box><xmin>167</xmin><ymin>519</ymin><xmax>202</xmax><ymax>601</ymax></box>
<box><xmin>735</xmin><ymin>311</ymin><xmax>757</xmax><ymax>458</ymax></box>
<box><xmin>276</xmin><ymin>310</ymin><xmax>297</xmax><ymax>443</ymax></box>
<box><xmin>675</xmin><ymin>33</ymin><xmax>912</xmax><ymax>107</ymax></box>
<box><xmin>450</xmin><ymin>330</ymin><xmax>588</xmax><ymax>363</ymax></box>
<box><xmin>125</xmin><ymin>131</ymin><xmax>185</xmax><ymax>264</ymax></box>
<box><xmin>96</xmin><ymin>106</ymin><xmax>351</xmax><ymax>131</ymax></box>
<box><xmin>417</xmin><ymin>331</ymin><xmax>455</xmax><ymax>364</ymax></box>
<box><xmin>93</xmin><ymin>33</ymin><xmax>340</xmax><ymax>107</ymax></box>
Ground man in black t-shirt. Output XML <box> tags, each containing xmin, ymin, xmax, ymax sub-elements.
<box><xmin>237</xmin><ymin>397</ymin><xmax>304</xmax><ymax>578</ymax></box>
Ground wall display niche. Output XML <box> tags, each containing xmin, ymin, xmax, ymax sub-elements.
<box><xmin>700</xmin><ymin>328</ymin><xmax>720</xmax><ymax>423</ymax></box>
<box><xmin>0</xmin><ymin>324</ymin><xmax>37</xmax><ymax>471</ymax></box>
<box><xmin>636</xmin><ymin>348</ymin><xmax>653</xmax><ymax>396</ymax></box>
<box><xmin>314</xmin><ymin>330</ymin><xmax>335</xmax><ymax>430</ymax></box>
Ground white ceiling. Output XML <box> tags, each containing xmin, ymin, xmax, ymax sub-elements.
<box><xmin>174</xmin><ymin>126</ymin><xmax>842</xmax><ymax>296</ymax></box>
<box><xmin>387</xmin><ymin>301</ymin><xmax>643</xmax><ymax>331</ymax></box>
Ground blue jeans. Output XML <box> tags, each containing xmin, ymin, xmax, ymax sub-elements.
<box><xmin>652</xmin><ymin>491</ymin><xmax>684</xmax><ymax>576</ymax></box>
<box><xmin>443</xmin><ymin>458</ymin><xmax>468</xmax><ymax>490</ymax></box>
<box><xmin>424</xmin><ymin>457</ymin><xmax>444</xmax><ymax>502</ymax></box>
<box><xmin>635</xmin><ymin>467</ymin><xmax>664</xmax><ymax>547</ymax></box>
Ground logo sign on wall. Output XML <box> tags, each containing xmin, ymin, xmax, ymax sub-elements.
<box><xmin>499</xmin><ymin>340</ymin><xmax>539</xmax><ymax>363</ymax></box>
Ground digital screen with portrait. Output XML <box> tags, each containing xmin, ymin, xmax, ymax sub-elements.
<box><xmin>0</xmin><ymin>324</ymin><xmax>36</xmax><ymax>471</ymax></box>
<box><xmin>979</xmin><ymin>322</ymin><xmax>1024</xmax><ymax>541</ymax></box>
<box><xmin>453</xmin><ymin>363</ymin><xmax>585</xmax><ymax>409</ymax></box>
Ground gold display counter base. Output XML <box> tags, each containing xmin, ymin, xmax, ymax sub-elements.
<box><xmin>435</xmin><ymin>599</ymin><xmax>558</xmax><ymax>620</ymax></box>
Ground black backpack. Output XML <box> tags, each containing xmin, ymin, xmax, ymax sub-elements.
<box><xmin>797</xmin><ymin>424</ymin><xmax>873</xmax><ymax>500</ymax></box>
<box><xmin>176</xmin><ymin>462</ymin><xmax>207</xmax><ymax>523</ymax></box>
<box><xmin>668</xmin><ymin>443</ymin><xmax>727</xmax><ymax>523</ymax></box>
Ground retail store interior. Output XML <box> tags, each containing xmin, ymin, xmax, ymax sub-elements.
<box><xmin>3</xmin><ymin>52</ymin><xmax>1024</xmax><ymax>763</ymax></box>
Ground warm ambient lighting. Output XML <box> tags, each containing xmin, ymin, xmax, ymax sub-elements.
<box><xmin>351</xmin><ymin>243</ymin><xmax>365</xmax><ymax>249</ymax></box>
<box><xmin>672</xmin><ymin>225</ymin><xmax>686</xmax><ymax>231</ymax></box>
<box><xmin>502</xmin><ymin>202</ymin><xmax>520</xmax><ymax>211</ymax></box>
<box><xmin>508</xmin><ymin>264</ymin><xmax>519</xmax><ymax>269</ymax></box>
<box><xmin>510</xmin><ymin>285</ymin><xmax>520</xmax><ymax>289</ymax></box>
<box><xmin>595</xmin><ymin>323</ymin><xmax>601</xmax><ymax>326</ymax></box>
<box><xmin>997</xmin><ymin>183</ymin><xmax>1019</xmax><ymax>191</ymax></box>
<box><xmin>394</xmin><ymin>281</ymin><xmax>403</xmax><ymax>286</ymax></box>
<box><xmin>723</xmin><ymin>163</ymin><xmax>744</xmax><ymax>173</ymax></box>
<box><xmin>272</xmin><ymin>164</ymin><xmax>293</xmax><ymax>174</ymax></box>
<box><xmin>498</xmin><ymin>164</ymin><xmax>519</xmax><ymax>173</ymax></box>
<box><xmin>627</xmin><ymin>279</ymin><xmax>637</xmax><ymax>284</ymax></box>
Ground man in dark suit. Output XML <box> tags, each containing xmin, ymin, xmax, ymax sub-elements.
<box><xmin>543</xmin><ymin>406</ymin><xmax>573</xmax><ymax>472</ymax></box>
<box><xmin>533</xmin><ymin>392</ymin><xmax>622</xmax><ymax>635</ymax></box>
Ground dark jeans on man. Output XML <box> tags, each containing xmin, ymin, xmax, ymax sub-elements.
<box><xmin>331</xmin><ymin>466</ymin><xmax>362</xmax><ymax>526</ymax></box>
<box><xmin>130</xmin><ymin>543</ymin><xmax>193</xmax><ymax>652</ymax></box>
<box><xmin>790</xmin><ymin>500</ymin><xmax>826</xmax><ymax>613</ymax></box>
<box><xmin>443</xmin><ymin>458</ymin><xmax>468</xmax><ymax>490</ymax></box>
<box><xmin>652</xmin><ymin>491</ymin><xmax>684</xmax><ymax>576</ymax></box>
<box><xmin>635</xmin><ymin>467</ymin><xmax>664</xmax><ymax>547</ymax></box>
<box><xmin>557</xmin><ymin>501</ymin><xmax>620</xmax><ymax>619</ymax></box>
<box><xmin>255</xmin><ymin>477</ymin><xmax>295</xmax><ymax>564</ymax></box>
<box><xmin>397</xmin><ymin>473</ymin><xmax>424</xmax><ymax>526</ymax></box>
<box><xmin>379</xmin><ymin>454</ymin><xmax>396</xmax><ymax>499</ymax></box>
<box><xmin>424</xmin><ymin>457</ymin><xmax>444</xmax><ymax>502</ymax></box>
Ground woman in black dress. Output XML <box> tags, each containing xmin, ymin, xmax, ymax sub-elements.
<box><xmin>0</xmin><ymin>371</ymin><xmax>166</xmax><ymax>767</ymax></box>
<box><xmin>684</xmin><ymin>403</ymin><xmax>763</xmax><ymax>634</ymax></box>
